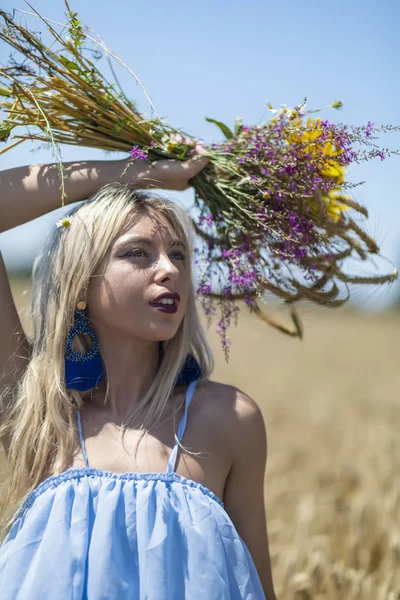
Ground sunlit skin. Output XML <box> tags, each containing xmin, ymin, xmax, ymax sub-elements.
<box><xmin>85</xmin><ymin>208</ymin><xmax>190</xmax><ymax>419</ymax></box>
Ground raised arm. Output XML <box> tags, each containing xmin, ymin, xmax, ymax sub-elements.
<box><xmin>0</xmin><ymin>154</ymin><xmax>209</xmax><ymax>233</ymax></box>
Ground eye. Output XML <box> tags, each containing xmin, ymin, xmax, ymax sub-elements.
<box><xmin>171</xmin><ymin>251</ymin><xmax>186</xmax><ymax>260</ymax></box>
<box><xmin>123</xmin><ymin>249</ymin><xmax>186</xmax><ymax>260</ymax></box>
<box><xmin>124</xmin><ymin>249</ymin><xmax>147</xmax><ymax>258</ymax></box>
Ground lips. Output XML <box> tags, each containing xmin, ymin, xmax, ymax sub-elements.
<box><xmin>150</xmin><ymin>291</ymin><xmax>181</xmax><ymax>305</ymax></box>
<box><xmin>149</xmin><ymin>291</ymin><xmax>179</xmax><ymax>314</ymax></box>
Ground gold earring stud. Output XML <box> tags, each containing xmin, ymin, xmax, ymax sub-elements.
<box><xmin>77</xmin><ymin>301</ymin><xmax>86</xmax><ymax>310</ymax></box>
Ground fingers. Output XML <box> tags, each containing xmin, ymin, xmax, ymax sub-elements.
<box><xmin>147</xmin><ymin>155</ymin><xmax>210</xmax><ymax>191</ymax></box>
<box><xmin>185</xmin><ymin>155</ymin><xmax>210</xmax><ymax>177</ymax></box>
<box><xmin>194</xmin><ymin>144</ymin><xmax>209</xmax><ymax>156</ymax></box>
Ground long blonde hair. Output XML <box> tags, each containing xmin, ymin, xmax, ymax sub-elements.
<box><xmin>0</xmin><ymin>183</ymin><xmax>214</xmax><ymax>537</ymax></box>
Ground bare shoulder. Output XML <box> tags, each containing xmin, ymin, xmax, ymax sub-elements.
<box><xmin>195</xmin><ymin>379</ymin><xmax>264</xmax><ymax>418</ymax></box>
<box><xmin>193</xmin><ymin>380</ymin><xmax>267</xmax><ymax>455</ymax></box>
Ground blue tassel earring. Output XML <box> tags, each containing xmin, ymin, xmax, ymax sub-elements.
<box><xmin>65</xmin><ymin>301</ymin><xmax>104</xmax><ymax>391</ymax></box>
<box><xmin>158</xmin><ymin>342</ymin><xmax>202</xmax><ymax>386</ymax></box>
<box><xmin>175</xmin><ymin>353</ymin><xmax>202</xmax><ymax>386</ymax></box>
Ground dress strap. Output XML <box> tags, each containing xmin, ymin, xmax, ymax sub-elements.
<box><xmin>75</xmin><ymin>409</ymin><xmax>90</xmax><ymax>468</ymax></box>
<box><xmin>166</xmin><ymin>378</ymin><xmax>199</xmax><ymax>474</ymax></box>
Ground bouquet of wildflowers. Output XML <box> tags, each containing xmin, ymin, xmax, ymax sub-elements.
<box><xmin>1</xmin><ymin>6</ymin><xmax>399</xmax><ymax>358</ymax></box>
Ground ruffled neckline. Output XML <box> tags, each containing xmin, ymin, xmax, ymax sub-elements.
<box><xmin>16</xmin><ymin>467</ymin><xmax>225</xmax><ymax>520</ymax></box>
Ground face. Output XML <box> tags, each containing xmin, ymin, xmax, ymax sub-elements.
<box><xmin>86</xmin><ymin>209</ymin><xmax>190</xmax><ymax>342</ymax></box>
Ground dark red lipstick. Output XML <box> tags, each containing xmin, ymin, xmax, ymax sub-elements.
<box><xmin>149</xmin><ymin>291</ymin><xmax>180</xmax><ymax>313</ymax></box>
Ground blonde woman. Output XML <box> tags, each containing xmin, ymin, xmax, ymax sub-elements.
<box><xmin>0</xmin><ymin>156</ymin><xmax>276</xmax><ymax>599</ymax></box>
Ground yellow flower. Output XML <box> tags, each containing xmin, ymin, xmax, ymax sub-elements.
<box><xmin>285</xmin><ymin>117</ymin><xmax>322</xmax><ymax>148</ymax></box>
<box><xmin>280</xmin><ymin>113</ymin><xmax>351</xmax><ymax>222</ymax></box>
<box><xmin>320</xmin><ymin>162</ymin><xmax>345</xmax><ymax>184</ymax></box>
<box><xmin>322</xmin><ymin>191</ymin><xmax>351</xmax><ymax>222</ymax></box>
<box><xmin>286</xmin><ymin>116</ymin><xmax>346</xmax><ymax>181</ymax></box>
<box><xmin>56</xmin><ymin>217</ymin><xmax>72</xmax><ymax>228</ymax></box>
<box><xmin>165</xmin><ymin>142</ymin><xmax>179</xmax><ymax>152</ymax></box>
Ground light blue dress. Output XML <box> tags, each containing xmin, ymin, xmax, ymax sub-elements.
<box><xmin>0</xmin><ymin>379</ymin><xmax>266</xmax><ymax>599</ymax></box>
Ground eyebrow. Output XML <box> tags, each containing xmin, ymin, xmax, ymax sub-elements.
<box><xmin>115</xmin><ymin>235</ymin><xmax>185</xmax><ymax>249</ymax></box>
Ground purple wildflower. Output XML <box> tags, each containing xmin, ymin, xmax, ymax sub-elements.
<box><xmin>364</xmin><ymin>121</ymin><xmax>375</xmax><ymax>137</ymax></box>
<box><xmin>130</xmin><ymin>146</ymin><xmax>148</xmax><ymax>160</ymax></box>
<box><xmin>198</xmin><ymin>213</ymin><xmax>214</xmax><ymax>228</ymax></box>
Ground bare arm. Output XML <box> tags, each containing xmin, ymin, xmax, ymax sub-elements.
<box><xmin>223</xmin><ymin>390</ymin><xmax>277</xmax><ymax>600</ymax></box>
<box><xmin>0</xmin><ymin>154</ymin><xmax>209</xmax><ymax>233</ymax></box>
<box><xmin>0</xmin><ymin>250</ymin><xmax>30</xmax><ymax>403</ymax></box>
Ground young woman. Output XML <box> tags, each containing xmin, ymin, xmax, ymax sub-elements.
<box><xmin>0</xmin><ymin>156</ymin><xmax>277</xmax><ymax>599</ymax></box>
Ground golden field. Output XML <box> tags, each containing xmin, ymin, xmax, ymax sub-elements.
<box><xmin>2</xmin><ymin>277</ymin><xmax>400</xmax><ymax>599</ymax></box>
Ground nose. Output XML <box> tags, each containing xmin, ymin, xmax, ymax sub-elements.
<box><xmin>154</xmin><ymin>252</ymin><xmax>180</xmax><ymax>284</ymax></box>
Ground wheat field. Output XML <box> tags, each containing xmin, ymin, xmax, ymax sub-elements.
<box><xmin>2</xmin><ymin>277</ymin><xmax>400</xmax><ymax>599</ymax></box>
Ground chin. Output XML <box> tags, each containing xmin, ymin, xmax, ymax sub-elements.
<box><xmin>157</xmin><ymin>329</ymin><xmax>180</xmax><ymax>342</ymax></box>
<box><xmin>142</xmin><ymin>324</ymin><xmax>181</xmax><ymax>342</ymax></box>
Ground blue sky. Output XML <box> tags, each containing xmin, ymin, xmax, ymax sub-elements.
<box><xmin>0</xmin><ymin>0</ymin><xmax>399</xmax><ymax>310</ymax></box>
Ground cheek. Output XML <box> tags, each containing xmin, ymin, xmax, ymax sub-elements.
<box><xmin>87</xmin><ymin>265</ymin><xmax>147</xmax><ymax>315</ymax></box>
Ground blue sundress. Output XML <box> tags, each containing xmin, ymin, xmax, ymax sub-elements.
<box><xmin>0</xmin><ymin>379</ymin><xmax>266</xmax><ymax>599</ymax></box>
